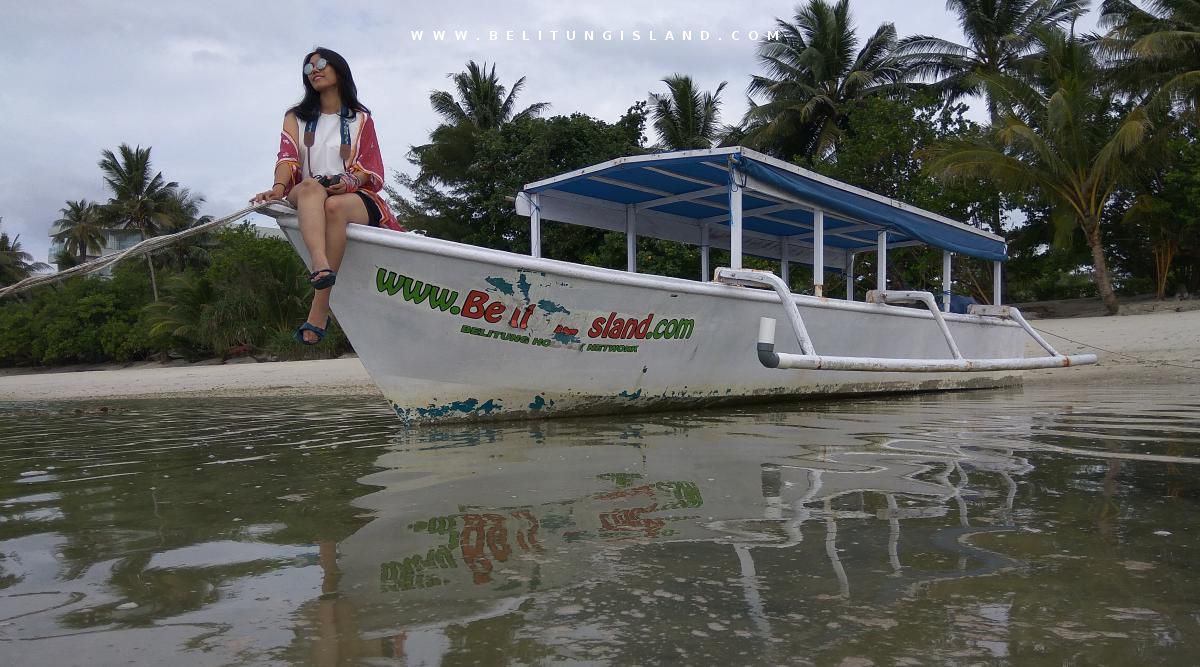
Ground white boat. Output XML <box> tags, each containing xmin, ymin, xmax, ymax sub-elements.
<box><xmin>265</xmin><ymin>147</ymin><xmax>1094</xmax><ymax>423</ymax></box>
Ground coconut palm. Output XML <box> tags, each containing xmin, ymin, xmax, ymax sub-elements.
<box><xmin>52</xmin><ymin>200</ymin><xmax>108</xmax><ymax>263</ymax></box>
<box><xmin>157</xmin><ymin>188</ymin><xmax>215</xmax><ymax>271</ymax></box>
<box><xmin>892</xmin><ymin>0</ymin><xmax>1088</xmax><ymax>117</ymax></box>
<box><xmin>97</xmin><ymin>144</ymin><xmax>179</xmax><ymax>300</ymax></box>
<box><xmin>412</xmin><ymin>61</ymin><xmax>550</xmax><ymax>187</ymax></box>
<box><xmin>925</xmin><ymin>29</ymin><xmax>1162</xmax><ymax>314</ymax></box>
<box><xmin>649</xmin><ymin>75</ymin><xmax>728</xmax><ymax>150</ymax></box>
<box><xmin>429</xmin><ymin>60</ymin><xmax>549</xmax><ymax>130</ymax></box>
<box><xmin>0</xmin><ymin>222</ymin><xmax>51</xmax><ymax>287</ymax></box>
<box><xmin>744</xmin><ymin>0</ymin><xmax>902</xmax><ymax>160</ymax></box>
<box><xmin>1100</xmin><ymin>0</ymin><xmax>1200</xmax><ymax>111</ymax></box>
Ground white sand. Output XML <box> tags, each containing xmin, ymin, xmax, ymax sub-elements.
<box><xmin>0</xmin><ymin>357</ymin><xmax>379</xmax><ymax>402</ymax></box>
<box><xmin>1022</xmin><ymin>309</ymin><xmax>1200</xmax><ymax>386</ymax></box>
<box><xmin>0</xmin><ymin>310</ymin><xmax>1195</xmax><ymax>402</ymax></box>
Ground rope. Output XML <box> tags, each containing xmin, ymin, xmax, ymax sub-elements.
<box><xmin>0</xmin><ymin>202</ymin><xmax>280</xmax><ymax>299</ymax></box>
<box><xmin>1032</xmin><ymin>324</ymin><xmax>1200</xmax><ymax>372</ymax></box>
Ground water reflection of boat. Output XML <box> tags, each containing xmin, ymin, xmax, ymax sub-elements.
<box><xmin>313</xmin><ymin>418</ymin><xmax>1036</xmax><ymax>661</ymax></box>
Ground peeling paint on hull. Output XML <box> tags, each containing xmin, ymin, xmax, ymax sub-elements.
<box><xmin>382</xmin><ymin>374</ymin><xmax>1021</xmax><ymax>424</ymax></box>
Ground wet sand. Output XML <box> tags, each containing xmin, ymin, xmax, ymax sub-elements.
<box><xmin>0</xmin><ymin>310</ymin><xmax>1196</xmax><ymax>402</ymax></box>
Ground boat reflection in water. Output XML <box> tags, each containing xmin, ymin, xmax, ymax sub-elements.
<box><xmin>301</xmin><ymin>412</ymin><xmax>1036</xmax><ymax>664</ymax></box>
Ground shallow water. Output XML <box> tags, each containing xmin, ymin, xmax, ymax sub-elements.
<box><xmin>1</xmin><ymin>383</ymin><xmax>1198</xmax><ymax>666</ymax></box>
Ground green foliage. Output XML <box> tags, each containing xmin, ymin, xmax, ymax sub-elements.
<box><xmin>805</xmin><ymin>95</ymin><xmax>1006</xmax><ymax>299</ymax></box>
<box><xmin>52</xmin><ymin>200</ymin><xmax>108</xmax><ymax>262</ymax></box>
<box><xmin>744</xmin><ymin>0</ymin><xmax>901</xmax><ymax>159</ymax></box>
<box><xmin>145</xmin><ymin>225</ymin><xmax>330</xmax><ymax>359</ymax></box>
<box><xmin>893</xmin><ymin>0</ymin><xmax>1087</xmax><ymax>115</ymax></box>
<box><xmin>0</xmin><ymin>271</ymin><xmax>146</xmax><ymax>366</ymax></box>
<box><xmin>925</xmin><ymin>29</ymin><xmax>1165</xmax><ymax>313</ymax></box>
<box><xmin>1118</xmin><ymin>135</ymin><xmax>1200</xmax><ymax>296</ymax></box>
<box><xmin>0</xmin><ymin>221</ymin><xmax>51</xmax><ymax>287</ymax></box>
<box><xmin>649</xmin><ymin>75</ymin><xmax>727</xmax><ymax>150</ymax></box>
<box><xmin>1100</xmin><ymin>0</ymin><xmax>1200</xmax><ymax>113</ymax></box>
<box><xmin>397</xmin><ymin>109</ymin><xmax>647</xmax><ymax>260</ymax></box>
<box><xmin>0</xmin><ymin>225</ymin><xmax>347</xmax><ymax>367</ymax></box>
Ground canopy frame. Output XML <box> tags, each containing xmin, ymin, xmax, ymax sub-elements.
<box><xmin>516</xmin><ymin>146</ymin><xmax>1004</xmax><ymax>296</ymax></box>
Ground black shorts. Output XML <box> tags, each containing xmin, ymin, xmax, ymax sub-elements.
<box><xmin>355</xmin><ymin>192</ymin><xmax>383</xmax><ymax>227</ymax></box>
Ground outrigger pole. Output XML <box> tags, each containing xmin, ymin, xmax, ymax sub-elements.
<box><xmin>714</xmin><ymin>268</ymin><xmax>1097</xmax><ymax>372</ymax></box>
<box><xmin>0</xmin><ymin>203</ymin><xmax>272</xmax><ymax>300</ymax></box>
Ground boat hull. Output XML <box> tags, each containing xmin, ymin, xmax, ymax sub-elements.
<box><xmin>279</xmin><ymin>221</ymin><xmax>1025</xmax><ymax>423</ymax></box>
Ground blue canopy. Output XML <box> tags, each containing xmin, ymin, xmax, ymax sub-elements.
<box><xmin>519</xmin><ymin>147</ymin><xmax>1006</xmax><ymax>262</ymax></box>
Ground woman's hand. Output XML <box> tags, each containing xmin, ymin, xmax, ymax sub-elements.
<box><xmin>252</xmin><ymin>184</ymin><xmax>286</xmax><ymax>204</ymax></box>
<box><xmin>324</xmin><ymin>172</ymin><xmax>362</xmax><ymax>196</ymax></box>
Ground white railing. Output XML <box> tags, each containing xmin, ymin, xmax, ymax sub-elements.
<box><xmin>714</xmin><ymin>267</ymin><xmax>1098</xmax><ymax>373</ymax></box>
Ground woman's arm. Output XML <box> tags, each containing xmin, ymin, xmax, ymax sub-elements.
<box><xmin>349</xmin><ymin>114</ymin><xmax>386</xmax><ymax>192</ymax></box>
<box><xmin>253</xmin><ymin>114</ymin><xmax>303</xmax><ymax>203</ymax></box>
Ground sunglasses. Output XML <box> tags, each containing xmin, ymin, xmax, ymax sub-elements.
<box><xmin>303</xmin><ymin>58</ymin><xmax>329</xmax><ymax>76</ymax></box>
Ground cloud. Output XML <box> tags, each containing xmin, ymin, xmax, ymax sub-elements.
<box><xmin>3</xmin><ymin>0</ymin><xmax>1100</xmax><ymax>266</ymax></box>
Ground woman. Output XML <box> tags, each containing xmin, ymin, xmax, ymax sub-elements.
<box><xmin>253</xmin><ymin>48</ymin><xmax>404</xmax><ymax>345</ymax></box>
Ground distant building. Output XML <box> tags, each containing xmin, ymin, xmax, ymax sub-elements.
<box><xmin>48</xmin><ymin>228</ymin><xmax>142</xmax><ymax>273</ymax></box>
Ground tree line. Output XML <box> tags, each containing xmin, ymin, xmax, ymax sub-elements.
<box><xmin>0</xmin><ymin>147</ymin><xmax>345</xmax><ymax>366</ymax></box>
<box><xmin>1</xmin><ymin>0</ymin><xmax>1197</xmax><ymax>367</ymax></box>
<box><xmin>399</xmin><ymin>0</ymin><xmax>1199</xmax><ymax>312</ymax></box>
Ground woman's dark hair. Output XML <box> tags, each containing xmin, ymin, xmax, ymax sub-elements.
<box><xmin>288</xmin><ymin>47</ymin><xmax>370</xmax><ymax>122</ymax></box>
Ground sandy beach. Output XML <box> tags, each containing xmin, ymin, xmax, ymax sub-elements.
<box><xmin>0</xmin><ymin>309</ymin><xmax>1196</xmax><ymax>403</ymax></box>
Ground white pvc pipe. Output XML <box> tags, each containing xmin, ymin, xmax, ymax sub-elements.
<box><xmin>813</xmin><ymin>209</ymin><xmax>824</xmax><ymax>297</ymax></box>
<box><xmin>767</xmin><ymin>351</ymin><xmax>1098</xmax><ymax>372</ymax></box>
<box><xmin>942</xmin><ymin>251</ymin><xmax>952</xmax><ymax>313</ymax></box>
<box><xmin>867</xmin><ymin>289</ymin><xmax>962</xmax><ymax>359</ymax></box>
<box><xmin>530</xmin><ymin>193</ymin><xmax>542</xmax><ymax>258</ymax></box>
<box><xmin>876</xmin><ymin>230</ymin><xmax>887</xmax><ymax>292</ymax></box>
<box><xmin>993</xmin><ymin>260</ymin><xmax>1002</xmax><ymax>306</ymax></box>
<box><xmin>730</xmin><ymin>174</ymin><xmax>743</xmax><ymax>269</ymax></box>
<box><xmin>845</xmin><ymin>253</ymin><xmax>854</xmax><ymax>301</ymax></box>
<box><xmin>780</xmin><ymin>236</ymin><xmax>789</xmax><ymax>290</ymax></box>
<box><xmin>625</xmin><ymin>205</ymin><xmax>636</xmax><ymax>272</ymax></box>
<box><xmin>700</xmin><ymin>223</ymin><xmax>710</xmax><ymax>282</ymax></box>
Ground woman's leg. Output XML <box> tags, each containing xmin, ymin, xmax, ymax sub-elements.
<box><xmin>301</xmin><ymin>193</ymin><xmax>371</xmax><ymax>342</ymax></box>
<box><xmin>288</xmin><ymin>179</ymin><xmax>331</xmax><ymax>274</ymax></box>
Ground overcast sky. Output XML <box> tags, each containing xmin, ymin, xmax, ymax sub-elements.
<box><xmin>2</xmin><ymin>1</ymin><xmax>1101</xmax><ymax>265</ymax></box>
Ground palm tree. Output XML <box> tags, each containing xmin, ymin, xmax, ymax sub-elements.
<box><xmin>1100</xmin><ymin>0</ymin><xmax>1200</xmax><ymax>112</ymax></box>
<box><xmin>892</xmin><ymin>0</ymin><xmax>1087</xmax><ymax>117</ymax></box>
<box><xmin>0</xmin><ymin>221</ymin><xmax>51</xmax><ymax>287</ymax></box>
<box><xmin>429</xmin><ymin>61</ymin><xmax>550</xmax><ymax>130</ymax></box>
<box><xmin>925</xmin><ymin>29</ymin><xmax>1162</xmax><ymax>314</ymax></box>
<box><xmin>744</xmin><ymin>0</ymin><xmax>901</xmax><ymax>160</ymax></box>
<box><xmin>411</xmin><ymin>61</ymin><xmax>550</xmax><ymax>188</ymax></box>
<box><xmin>97</xmin><ymin>144</ymin><xmax>179</xmax><ymax>300</ymax></box>
<box><xmin>52</xmin><ymin>200</ymin><xmax>108</xmax><ymax>264</ymax></box>
<box><xmin>157</xmin><ymin>188</ymin><xmax>214</xmax><ymax>271</ymax></box>
<box><xmin>649</xmin><ymin>75</ymin><xmax>728</xmax><ymax>150</ymax></box>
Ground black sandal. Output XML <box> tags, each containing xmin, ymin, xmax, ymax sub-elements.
<box><xmin>309</xmin><ymin>269</ymin><xmax>337</xmax><ymax>290</ymax></box>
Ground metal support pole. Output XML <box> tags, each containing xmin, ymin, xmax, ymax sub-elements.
<box><xmin>813</xmin><ymin>209</ymin><xmax>824</xmax><ymax>297</ymax></box>
<box><xmin>846</xmin><ymin>253</ymin><xmax>854</xmax><ymax>301</ymax></box>
<box><xmin>942</xmin><ymin>250</ymin><xmax>952</xmax><ymax>313</ymax></box>
<box><xmin>876</xmin><ymin>230</ymin><xmax>887</xmax><ymax>292</ymax></box>
<box><xmin>780</xmin><ymin>236</ymin><xmax>790</xmax><ymax>290</ymax></box>
<box><xmin>530</xmin><ymin>193</ymin><xmax>541</xmax><ymax>258</ymax></box>
<box><xmin>701</xmin><ymin>223</ymin><xmax>710</xmax><ymax>282</ymax></box>
<box><xmin>730</xmin><ymin>171</ymin><xmax>743</xmax><ymax>269</ymax></box>
<box><xmin>625</xmin><ymin>205</ymin><xmax>636</xmax><ymax>272</ymax></box>
<box><xmin>993</xmin><ymin>260</ymin><xmax>1002</xmax><ymax>306</ymax></box>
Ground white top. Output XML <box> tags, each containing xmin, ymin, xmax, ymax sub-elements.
<box><xmin>300</xmin><ymin>112</ymin><xmax>363</xmax><ymax>178</ymax></box>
